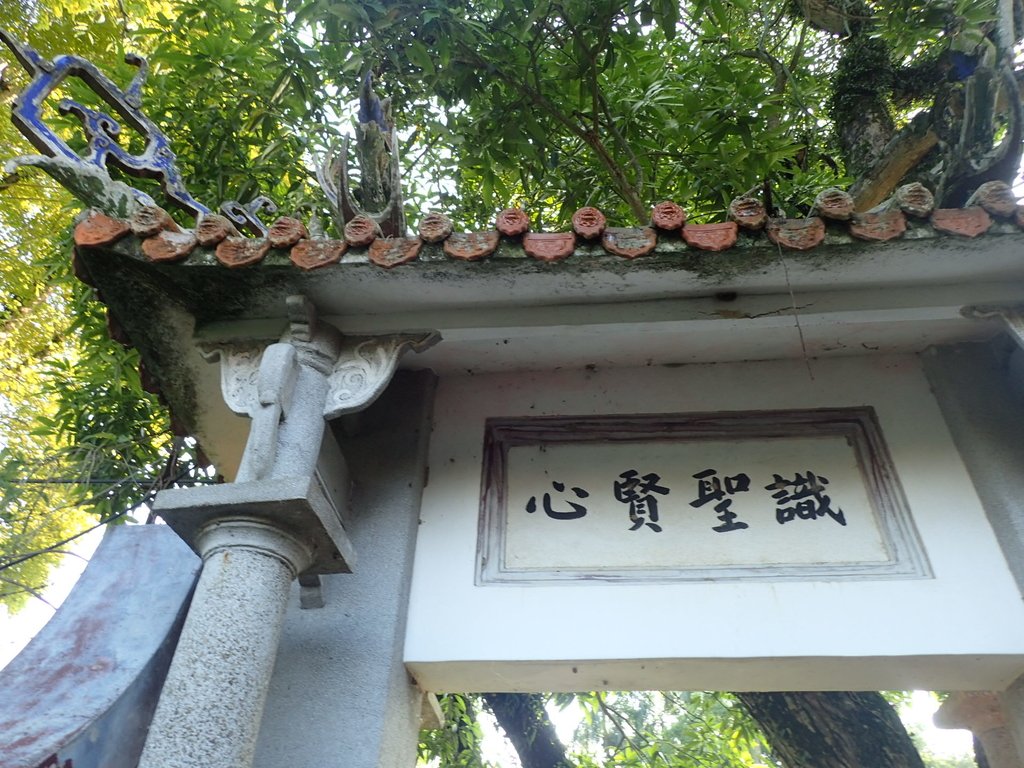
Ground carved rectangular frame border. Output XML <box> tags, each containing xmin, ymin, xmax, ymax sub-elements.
<box><xmin>477</xmin><ymin>407</ymin><xmax>932</xmax><ymax>585</ymax></box>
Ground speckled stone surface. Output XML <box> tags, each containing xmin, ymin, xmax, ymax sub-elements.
<box><xmin>138</xmin><ymin>521</ymin><xmax>311</xmax><ymax>768</ymax></box>
<box><xmin>254</xmin><ymin>372</ymin><xmax>435</xmax><ymax>768</ymax></box>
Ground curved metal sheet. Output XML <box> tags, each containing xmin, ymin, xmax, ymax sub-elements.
<box><xmin>0</xmin><ymin>525</ymin><xmax>200</xmax><ymax>768</ymax></box>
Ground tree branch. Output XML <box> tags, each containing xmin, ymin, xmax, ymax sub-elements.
<box><xmin>455</xmin><ymin>46</ymin><xmax>648</xmax><ymax>220</ymax></box>
<box><xmin>483</xmin><ymin>693</ymin><xmax>572</xmax><ymax>768</ymax></box>
<box><xmin>850</xmin><ymin>112</ymin><xmax>938</xmax><ymax>210</ymax></box>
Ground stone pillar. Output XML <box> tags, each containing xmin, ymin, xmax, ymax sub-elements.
<box><xmin>923</xmin><ymin>340</ymin><xmax>1024</xmax><ymax>759</ymax></box>
<box><xmin>138</xmin><ymin>519</ymin><xmax>312</xmax><ymax>768</ymax></box>
<box><xmin>935</xmin><ymin>692</ymin><xmax>1024</xmax><ymax>768</ymax></box>
<box><xmin>139</xmin><ymin>300</ymin><xmax>437</xmax><ymax>768</ymax></box>
<box><xmin>253</xmin><ymin>371</ymin><xmax>437</xmax><ymax>768</ymax></box>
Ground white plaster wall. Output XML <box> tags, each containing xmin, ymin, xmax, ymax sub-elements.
<box><xmin>404</xmin><ymin>355</ymin><xmax>1024</xmax><ymax>692</ymax></box>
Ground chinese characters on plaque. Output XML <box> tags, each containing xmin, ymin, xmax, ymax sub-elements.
<box><xmin>480</xmin><ymin>409</ymin><xmax>930</xmax><ymax>583</ymax></box>
<box><xmin>526</xmin><ymin>468</ymin><xmax>845</xmax><ymax>533</ymax></box>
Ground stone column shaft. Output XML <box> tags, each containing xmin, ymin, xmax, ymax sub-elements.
<box><xmin>138</xmin><ymin>519</ymin><xmax>311</xmax><ymax>768</ymax></box>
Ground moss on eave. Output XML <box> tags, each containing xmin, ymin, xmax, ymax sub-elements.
<box><xmin>73</xmin><ymin>215</ymin><xmax>1014</xmax><ymax>433</ymax></box>
<box><xmin>80</xmin><ymin>220</ymin><xmax>949</xmax><ymax>324</ymax></box>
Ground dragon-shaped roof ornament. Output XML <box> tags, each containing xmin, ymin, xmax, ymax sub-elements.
<box><xmin>317</xmin><ymin>72</ymin><xmax>405</xmax><ymax>238</ymax></box>
<box><xmin>0</xmin><ymin>30</ymin><xmax>208</xmax><ymax>220</ymax></box>
<box><xmin>0</xmin><ymin>32</ymin><xmax>279</xmax><ymax>234</ymax></box>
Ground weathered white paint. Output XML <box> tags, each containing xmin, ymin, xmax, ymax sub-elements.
<box><xmin>404</xmin><ymin>354</ymin><xmax>1024</xmax><ymax>692</ymax></box>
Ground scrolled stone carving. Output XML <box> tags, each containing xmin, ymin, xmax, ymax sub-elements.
<box><xmin>200</xmin><ymin>343</ymin><xmax>266</xmax><ymax>417</ymax></box>
<box><xmin>324</xmin><ymin>332</ymin><xmax>439</xmax><ymax>419</ymax></box>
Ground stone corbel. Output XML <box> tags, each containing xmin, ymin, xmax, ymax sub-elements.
<box><xmin>206</xmin><ymin>331</ymin><xmax>438</xmax><ymax>425</ymax></box>
<box><xmin>176</xmin><ymin>298</ymin><xmax>438</xmax><ymax>577</ymax></box>
<box><xmin>324</xmin><ymin>333</ymin><xmax>438</xmax><ymax>419</ymax></box>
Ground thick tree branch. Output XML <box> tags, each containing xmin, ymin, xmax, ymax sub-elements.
<box><xmin>850</xmin><ymin>112</ymin><xmax>938</xmax><ymax>210</ymax></box>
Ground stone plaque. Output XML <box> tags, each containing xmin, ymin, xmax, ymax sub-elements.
<box><xmin>478</xmin><ymin>408</ymin><xmax>929</xmax><ymax>584</ymax></box>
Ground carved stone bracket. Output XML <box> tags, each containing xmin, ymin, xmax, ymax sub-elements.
<box><xmin>183</xmin><ymin>298</ymin><xmax>437</xmax><ymax>579</ymax></box>
<box><xmin>206</xmin><ymin>343</ymin><xmax>265</xmax><ymax>416</ymax></box>
<box><xmin>204</xmin><ymin>329</ymin><xmax>439</xmax><ymax>423</ymax></box>
<box><xmin>324</xmin><ymin>333</ymin><xmax>438</xmax><ymax>419</ymax></box>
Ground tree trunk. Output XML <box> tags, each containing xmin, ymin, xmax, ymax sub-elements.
<box><xmin>830</xmin><ymin>33</ymin><xmax>895</xmax><ymax>179</ymax></box>
<box><xmin>482</xmin><ymin>693</ymin><xmax>573</xmax><ymax>768</ymax></box>
<box><xmin>736</xmin><ymin>692</ymin><xmax>927</xmax><ymax>768</ymax></box>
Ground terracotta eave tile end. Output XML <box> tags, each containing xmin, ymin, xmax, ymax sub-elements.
<box><xmin>369</xmin><ymin>237</ymin><xmax>423</xmax><ymax>269</ymax></box>
<box><xmin>130</xmin><ymin>205</ymin><xmax>180</xmax><ymax>238</ymax></box>
<box><xmin>682</xmin><ymin>221</ymin><xmax>738</xmax><ymax>252</ymax></box>
<box><xmin>895</xmin><ymin>182</ymin><xmax>935</xmax><ymax>218</ymax></box>
<box><xmin>849</xmin><ymin>210</ymin><xmax>907</xmax><ymax>242</ymax></box>
<box><xmin>602</xmin><ymin>227</ymin><xmax>657</xmax><ymax>258</ymax></box>
<box><xmin>968</xmin><ymin>180</ymin><xmax>1018</xmax><ymax>219</ymax></box>
<box><xmin>419</xmin><ymin>212</ymin><xmax>454</xmax><ymax>243</ymax></box>
<box><xmin>74</xmin><ymin>211</ymin><xmax>131</xmax><ymax>248</ymax></box>
<box><xmin>215</xmin><ymin>236</ymin><xmax>271</xmax><ymax>268</ymax></box>
<box><xmin>813</xmin><ymin>187</ymin><xmax>855</xmax><ymax>221</ymax></box>
<box><xmin>344</xmin><ymin>215</ymin><xmax>381</xmax><ymax>247</ymax></box>
<box><xmin>267</xmin><ymin>216</ymin><xmax>310</xmax><ymax>250</ymax></box>
<box><xmin>196</xmin><ymin>213</ymin><xmax>241</xmax><ymax>246</ymax></box>
<box><xmin>141</xmin><ymin>229</ymin><xmax>198</xmax><ymax>263</ymax></box>
<box><xmin>496</xmin><ymin>208</ymin><xmax>530</xmax><ymax>237</ymax></box>
<box><xmin>766</xmin><ymin>217</ymin><xmax>826</xmax><ymax>250</ymax></box>
<box><xmin>931</xmin><ymin>207</ymin><xmax>992</xmax><ymax>238</ymax></box>
<box><xmin>728</xmin><ymin>195</ymin><xmax>768</xmax><ymax>231</ymax></box>
<box><xmin>291</xmin><ymin>239</ymin><xmax>347</xmax><ymax>270</ymax></box>
<box><xmin>523</xmin><ymin>232</ymin><xmax>576</xmax><ymax>262</ymax></box>
<box><xmin>651</xmin><ymin>201</ymin><xmax>686</xmax><ymax>231</ymax></box>
<box><xmin>572</xmin><ymin>207</ymin><xmax>606</xmax><ymax>239</ymax></box>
